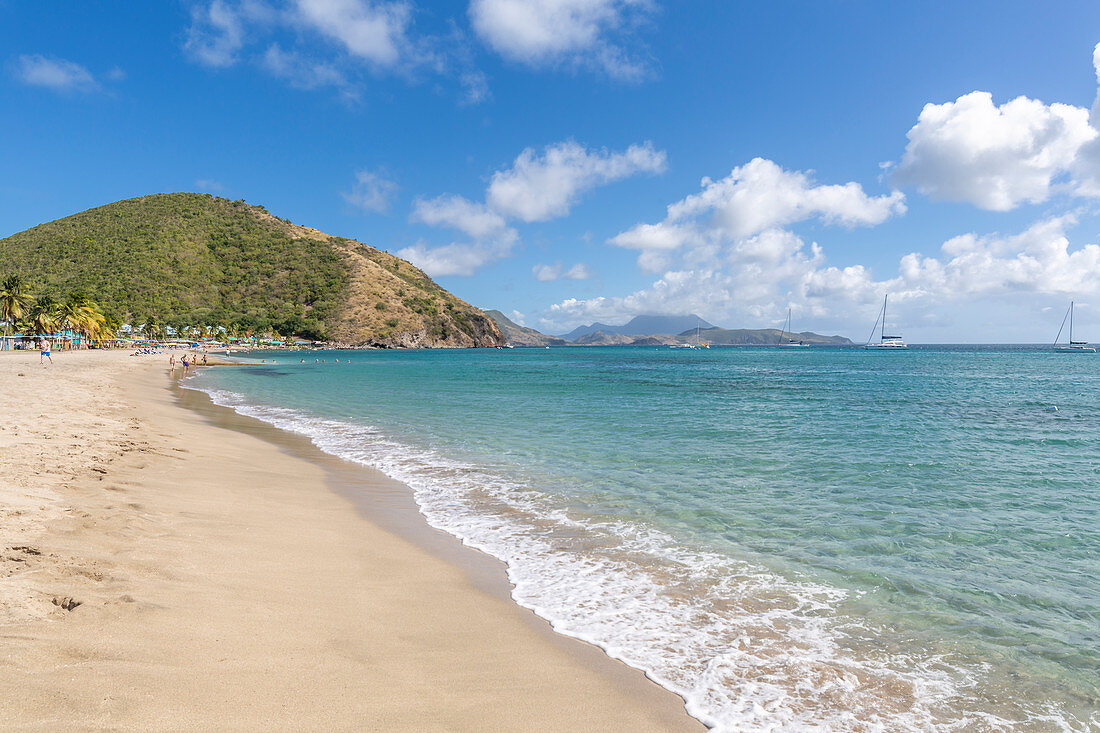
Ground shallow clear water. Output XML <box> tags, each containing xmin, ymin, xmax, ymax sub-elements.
<box><xmin>191</xmin><ymin>346</ymin><xmax>1099</xmax><ymax>731</ymax></box>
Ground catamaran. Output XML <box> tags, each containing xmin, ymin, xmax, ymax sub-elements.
<box><xmin>777</xmin><ymin>307</ymin><xmax>809</xmax><ymax>347</ymax></box>
<box><xmin>1052</xmin><ymin>301</ymin><xmax>1095</xmax><ymax>353</ymax></box>
<box><xmin>864</xmin><ymin>294</ymin><xmax>908</xmax><ymax>349</ymax></box>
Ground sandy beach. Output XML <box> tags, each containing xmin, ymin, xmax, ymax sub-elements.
<box><xmin>0</xmin><ymin>350</ymin><xmax>702</xmax><ymax>731</ymax></box>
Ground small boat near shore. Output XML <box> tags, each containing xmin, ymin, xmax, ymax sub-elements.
<box><xmin>1052</xmin><ymin>301</ymin><xmax>1095</xmax><ymax>353</ymax></box>
<box><xmin>864</xmin><ymin>294</ymin><xmax>908</xmax><ymax>350</ymax></box>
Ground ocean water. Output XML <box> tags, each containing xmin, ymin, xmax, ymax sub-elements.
<box><xmin>188</xmin><ymin>346</ymin><xmax>1099</xmax><ymax>731</ymax></box>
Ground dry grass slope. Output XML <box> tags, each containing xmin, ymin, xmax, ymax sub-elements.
<box><xmin>243</xmin><ymin>206</ymin><xmax>502</xmax><ymax>347</ymax></box>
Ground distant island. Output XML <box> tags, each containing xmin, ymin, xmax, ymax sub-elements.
<box><xmin>1</xmin><ymin>193</ymin><xmax>504</xmax><ymax>348</ymax></box>
<box><xmin>487</xmin><ymin>311</ymin><xmax>852</xmax><ymax>347</ymax></box>
<box><xmin>560</xmin><ymin>314</ymin><xmax>716</xmax><ymax>341</ymax></box>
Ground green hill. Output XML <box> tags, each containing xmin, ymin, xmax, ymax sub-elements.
<box><xmin>1</xmin><ymin>193</ymin><xmax>503</xmax><ymax>347</ymax></box>
<box><xmin>689</xmin><ymin>327</ymin><xmax>852</xmax><ymax>345</ymax></box>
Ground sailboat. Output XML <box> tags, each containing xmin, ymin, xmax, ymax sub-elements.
<box><xmin>864</xmin><ymin>294</ymin><xmax>908</xmax><ymax>349</ymax></box>
<box><xmin>777</xmin><ymin>308</ymin><xmax>809</xmax><ymax>348</ymax></box>
<box><xmin>694</xmin><ymin>319</ymin><xmax>710</xmax><ymax>348</ymax></box>
<box><xmin>1052</xmin><ymin>301</ymin><xmax>1095</xmax><ymax>353</ymax></box>
<box><xmin>671</xmin><ymin>317</ymin><xmax>709</xmax><ymax>349</ymax></box>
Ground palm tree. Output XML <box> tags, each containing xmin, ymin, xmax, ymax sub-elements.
<box><xmin>56</xmin><ymin>293</ymin><xmax>109</xmax><ymax>349</ymax></box>
<box><xmin>1</xmin><ymin>274</ymin><xmax>30</xmax><ymax>350</ymax></box>
<box><xmin>97</xmin><ymin>312</ymin><xmax>121</xmax><ymax>346</ymax></box>
<box><xmin>58</xmin><ymin>294</ymin><xmax>90</xmax><ymax>349</ymax></box>
<box><xmin>85</xmin><ymin>306</ymin><xmax>107</xmax><ymax>345</ymax></box>
<box><xmin>27</xmin><ymin>295</ymin><xmax>59</xmax><ymax>338</ymax></box>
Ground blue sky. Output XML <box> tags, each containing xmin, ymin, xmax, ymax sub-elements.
<box><xmin>4</xmin><ymin>1</ymin><xmax>1100</xmax><ymax>341</ymax></box>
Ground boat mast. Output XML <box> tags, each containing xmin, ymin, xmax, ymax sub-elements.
<box><xmin>1070</xmin><ymin>301</ymin><xmax>1074</xmax><ymax>343</ymax></box>
<box><xmin>882</xmin><ymin>294</ymin><xmax>888</xmax><ymax>341</ymax></box>
<box><xmin>1054</xmin><ymin>303</ymin><xmax>1071</xmax><ymax>347</ymax></box>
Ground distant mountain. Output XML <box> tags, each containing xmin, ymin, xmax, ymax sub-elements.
<box><xmin>561</xmin><ymin>314</ymin><xmax>714</xmax><ymax>340</ymax></box>
<box><xmin>484</xmin><ymin>310</ymin><xmax>566</xmax><ymax>346</ymax></box>
<box><xmin>560</xmin><ymin>321</ymin><xmax>621</xmax><ymax>340</ymax></box>
<box><xmin>688</xmin><ymin>327</ymin><xmax>852</xmax><ymax>346</ymax></box>
<box><xmin>569</xmin><ymin>332</ymin><xmax>684</xmax><ymax>346</ymax></box>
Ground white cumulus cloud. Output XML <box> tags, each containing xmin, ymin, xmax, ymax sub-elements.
<box><xmin>263</xmin><ymin>44</ymin><xmax>350</xmax><ymax>91</ymax></box>
<box><xmin>401</xmin><ymin>195</ymin><xmax>520</xmax><ymax>275</ymax></box>
<box><xmin>407</xmin><ymin>139</ymin><xmax>665</xmax><ymax>276</ymax></box>
<box><xmin>469</xmin><ymin>0</ymin><xmax>651</xmax><ymax>79</ymax></box>
<box><xmin>488</xmin><ymin>140</ymin><xmax>666</xmax><ymax>221</ymax></box>
<box><xmin>396</xmin><ymin>241</ymin><xmax>512</xmax><ymax>277</ymax></box>
<box><xmin>1074</xmin><ymin>42</ymin><xmax>1100</xmax><ymax>197</ymax></box>
<box><xmin>893</xmin><ymin>91</ymin><xmax>1096</xmax><ymax>211</ymax></box>
<box><xmin>895</xmin><ymin>215</ymin><xmax>1100</xmax><ymax>298</ymax></box>
<box><xmin>532</xmin><ymin>262</ymin><xmax>592</xmax><ymax>281</ymax></box>
<box><xmin>182</xmin><ymin>0</ymin><xmax>466</xmax><ymax>99</ymax></box>
<box><xmin>412</xmin><ymin>194</ymin><xmax>514</xmax><ymax>240</ymax></box>
<box><xmin>293</xmin><ymin>0</ymin><xmax>412</xmax><ymax>67</ymax></box>
<box><xmin>342</xmin><ymin>167</ymin><xmax>398</xmax><ymax>213</ymax></box>
<box><xmin>542</xmin><ymin>216</ymin><xmax>1100</xmax><ymax>337</ymax></box>
<box><xmin>184</xmin><ymin>0</ymin><xmax>260</xmax><ymax>67</ymax></box>
<box><xmin>15</xmin><ymin>55</ymin><xmax>100</xmax><ymax>92</ymax></box>
<box><xmin>612</xmin><ymin>157</ymin><xmax>905</xmax><ymax>272</ymax></box>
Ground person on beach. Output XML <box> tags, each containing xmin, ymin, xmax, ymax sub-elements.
<box><xmin>39</xmin><ymin>338</ymin><xmax>52</xmax><ymax>365</ymax></box>
<box><xmin>169</xmin><ymin>354</ymin><xmax>176</xmax><ymax>367</ymax></box>
<box><xmin>181</xmin><ymin>354</ymin><xmax>189</xmax><ymax>368</ymax></box>
<box><xmin>201</xmin><ymin>354</ymin><xmax>207</xmax><ymax>365</ymax></box>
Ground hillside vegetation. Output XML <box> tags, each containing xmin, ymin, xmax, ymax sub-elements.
<box><xmin>1</xmin><ymin>193</ymin><xmax>502</xmax><ymax>347</ymax></box>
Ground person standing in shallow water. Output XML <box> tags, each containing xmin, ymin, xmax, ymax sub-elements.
<box><xmin>39</xmin><ymin>337</ymin><xmax>52</xmax><ymax>365</ymax></box>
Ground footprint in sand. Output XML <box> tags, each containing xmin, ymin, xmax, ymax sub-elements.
<box><xmin>52</xmin><ymin>596</ymin><xmax>82</xmax><ymax>611</ymax></box>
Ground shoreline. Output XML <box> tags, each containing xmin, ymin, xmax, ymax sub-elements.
<box><xmin>0</xmin><ymin>350</ymin><xmax>702</xmax><ymax>730</ymax></box>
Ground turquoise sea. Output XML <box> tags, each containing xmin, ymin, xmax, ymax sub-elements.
<box><xmin>190</xmin><ymin>346</ymin><xmax>1099</xmax><ymax>731</ymax></box>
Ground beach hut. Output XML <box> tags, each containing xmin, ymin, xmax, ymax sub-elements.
<box><xmin>1</xmin><ymin>333</ymin><xmax>29</xmax><ymax>350</ymax></box>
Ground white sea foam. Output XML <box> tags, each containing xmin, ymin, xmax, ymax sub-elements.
<box><xmin>193</xmin><ymin>384</ymin><xmax>1086</xmax><ymax>732</ymax></box>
